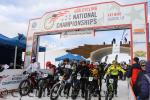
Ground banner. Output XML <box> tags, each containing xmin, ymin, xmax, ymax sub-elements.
<box><xmin>41</xmin><ymin>3</ymin><xmax>138</xmax><ymax>31</ymax></box>
<box><xmin>24</xmin><ymin>2</ymin><xmax>148</xmax><ymax>67</ymax></box>
<box><xmin>132</xmin><ymin>27</ymin><xmax>147</xmax><ymax>60</ymax></box>
<box><xmin>61</xmin><ymin>30</ymin><xmax>94</xmax><ymax>38</ymax></box>
<box><xmin>0</xmin><ymin>69</ymin><xmax>25</xmax><ymax>90</ymax></box>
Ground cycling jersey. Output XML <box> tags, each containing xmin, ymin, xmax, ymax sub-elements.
<box><xmin>26</xmin><ymin>62</ymin><xmax>40</xmax><ymax>73</ymax></box>
<box><xmin>106</xmin><ymin>65</ymin><xmax>125</xmax><ymax>76</ymax></box>
<box><xmin>90</xmin><ymin>68</ymin><xmax>99</xmax><ymax>77</ymax></box>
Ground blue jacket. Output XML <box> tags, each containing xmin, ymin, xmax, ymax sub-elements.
<box><xmin>137</xmin><ymin>61</ymin><xmax>150</xmax><ymax>99</ymax></box>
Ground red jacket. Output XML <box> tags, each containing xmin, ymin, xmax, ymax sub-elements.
<box><xmin>131</xmin><ymin>68</ymin><xmax>141</xmax><ymax>86</ymax></box>
<box><xmin>131</xmin><ymin>64</ymin><xmax>141</xmax><ymax>86</ymax></box>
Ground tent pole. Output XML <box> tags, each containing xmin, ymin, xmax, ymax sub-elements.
<box><xmin>14</xmin><ymin>46</ymin><xmax>17</xmax><ymax>69</ymax></box>
<box><xmin>44</xmin><ymin>51</ymin><xmax>46</xmax><ymax>69</ymax></box>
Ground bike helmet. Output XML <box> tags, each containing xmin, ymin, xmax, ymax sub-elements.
<box><xmin>63</xmin><ymin>58</ymin><xmax>69</xmax><ymax>62</ymax></box>
<box><xmin>140</xmin><ymin>60</ymin><xmax>146</xmax><ymax>66</ymax></box>
<box><xmin>112</xmin><ymin>60</ymin><xmax>117</xmax><ymax>64</ymax></box>
<box><xmin>93</xmin><ymin>62</ymin><xmax>99</xmax><ymax>66</ymax></box>
<box><xmin>46</xmin><ymin>61</ymin><xmax>51</xmax><ymax>66</ymax></box>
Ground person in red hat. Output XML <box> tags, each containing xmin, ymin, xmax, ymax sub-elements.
<box><xmin>46</xmin><ymin>61</ymin><xmax>56</xmax><ymax>76</ymax></box>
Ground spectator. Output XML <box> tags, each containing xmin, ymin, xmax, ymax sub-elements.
<box><xmin>103</xmin><ymin>42</ymin><xmax>105</xmax><ymax>45</ymax></box>
<box><xmin>120</xmin><ymin>41</ymin><xmax>122</xmax><ymax>45</ymax></box>
<box><xmin>134</xmin><ymin>60</ymin><xmax>147</xmax><ymax>100</ymax></box>
<box><xmin>124</xmin><ymin>37</ymin><xmax>127</xmax><ymax>44</ymax></box>
<box><xmin>126</xmin><ymin>57</ymin><xmax>141</xmax><ymax>93</ymax></box>
<box><xmin>112</xmin><ymin>38</ymin><xmax>116</xmax><ymax>44</ymax></box>
<box><xmin>140</xmin><ymin>61</ymin><xmax>150</xmax><ymax>100</ymax></box>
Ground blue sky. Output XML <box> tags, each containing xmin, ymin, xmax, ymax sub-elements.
<box><xmin>40</xmin><ymin>30</ymin><xmax>130</xmax><ymax>50</ymax></box>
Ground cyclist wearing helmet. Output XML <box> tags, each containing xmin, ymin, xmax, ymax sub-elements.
<box><xmin>75</xmin><ymin>60</ymin><xmax>90</xmax><ymax>98</ymax></box>
<box><xmin>90</xmin><ymin>62</ymin><xmax>101</xmax><ymax>94</ymax></box>
<box><xmin>61</xmin><ymin>58</ymin><xmax>72</xmax><ymax>97</ymax></box>
<box><xmin>90</xmin><ymin>62</ymin><xmax>99</xmax><ymax>77</ymax></box>
<box><xmin>104</xmin><ymin>60</ymin><xmax>125</xmax><ymax>96</ymax></box>
<box><xmin>25</xmin><ymin>57</ymin><xmax>40</xmax><ymax>73</ymax></box>
<box><xmin>23</xmin><ymin>57</ymin><xmax>40</xmax><ymax>92</ymax></box>
<box><xmin>46</xmin><ymin>61</ymin><xmax>56</xmax><ymax>76</ymax></box>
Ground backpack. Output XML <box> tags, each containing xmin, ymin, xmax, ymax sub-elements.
<box><xmin>144</xmin><ymin>74</ymin><xmax>150</xmax><ymax>100</ymax></box>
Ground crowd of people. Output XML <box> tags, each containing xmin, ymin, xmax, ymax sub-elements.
<box><xmin>45</xmin><ymin>57</ymin><xmax>150</xmax><ymax>100</ymax></box>
<box><xmin>1</xmin><ymin>56</ymin><xmax>150</xmax><ymax>100</ymax></box>
<box><xmin>24</xmin><ymin>57</ymin><xmax>128</xmax><ymax>98</ymax></box>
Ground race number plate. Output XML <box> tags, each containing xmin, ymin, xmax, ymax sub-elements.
<box><xmin>59</xmin><ymin>76</ymin><xmax>63</xmax><ymax>81</ymax></box>
<box><xmin>109</xmin><ymin>79</ymin><xmax>114</xmax><ymax>83</ymax></box>
<box><xmin>43</xmin><ymin>74</ymin><xmax>48</xmax><ymax>77</ymax></box>
<box><xmin>89</xmin><ymin>77</ymin><xmax>93</xmax><ymax>81</ymax></box>
<box><xmin>77</xmin><ymin>75</ymin><xmax>81</xmax><ymax>80</ymax></box>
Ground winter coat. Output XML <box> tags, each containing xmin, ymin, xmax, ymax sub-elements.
<box><xmin>126</xmin><ymin>63</ymin><xmax>141</xmax><ymax>86</ymax></box>
<box><xmin>134</xmin><ymin>70</ymin><xmax>146</xmax><ymax>97</ymax></box>
<box><xmin>140</xmin><ymin>61</ymin><xmax>150</xmax><ymax>99</ymax></box>
<box><xmin>76</xmin><ymin>65</ymin><xmax>90</xmax><ymax>77</ymax></box>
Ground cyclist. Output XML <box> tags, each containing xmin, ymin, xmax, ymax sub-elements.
<box><xmin>90</xmin><ymin>62</ymin><xmax>100</xmax><ymax>96</ymax></box>
<box><xmin>45</xmin><ymin>61</ymin><xmax>56</xmax><ymax>95</ymax></box>
<box><xmin>60</xmin><ymin>58</ymin><xmax>72</xmax><ymax>98</ymax></box>
<box><xmin>75</xmin><ymin>60</ymin><xmax>90</xmax><ymax>98</ymax></box>
<box><xmin>23</xmin><ymin>57</ymin><xmax>40</xmax><ymax>90</ymax></box>
<box><xmin>25</xmin><ymin>57</ymin><xmax>40</xmax><ymax>73</ymax></box>
<box><xmin>46</xmin><ymin>61</ymin><xmax>56</xmax><ymax>76</ymax></box>
<box><xmin>104</xmin><ymin>60</ymin><xmax>126</xmax><ymax>96</ymax></box>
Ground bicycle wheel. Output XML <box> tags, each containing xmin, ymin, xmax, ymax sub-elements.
<box><xmin>108</xmin><ymin>84</ymin><xmax>114</xmax><ymax>100</ymax></box>
<box><xmin>97</xmin><ymin>89</ymin><xmax>101</xmax><ymax>100</ymax></box>
<box><xmin>50</xmin><ymin>82</ymin><xmax>61</xmax><ymax>100</ymax></box>
<box><xmin>105</xmin><ymin>91</ymin><xmax>108</xmax><ymax>100</ymax></box>
<box><xmin>38</xmin><ymin>79</ymin><xmax>46</xmax><ymax>98</ymax></box>
<box><xmin>71</xmin><ymin>87</ymin><xmax>80</xmax><ymax>100</ymax></box>
<box><xmin>0</xmin><ymin>89</ymin><xmax>8</xmax><ymax>97</ymax></box>
<box><xmin>19</xmin><ymin>80</ymin><xmax>31</xmax><ymax>96</ymax></box>
<box><xmin>85</xmin><ymin>89</ymin><xmax>90</xmax><ymax>100</ymax></box>
<box><xmin>88</xmin><ymin>92</ymin><xmax>91</xmax><ymax>100</ymax></box>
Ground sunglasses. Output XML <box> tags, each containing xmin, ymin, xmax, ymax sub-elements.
<box><xmin>141</xmin><ymin>65</ymin><xmax>146</xmax><ymax>67</ymax></box>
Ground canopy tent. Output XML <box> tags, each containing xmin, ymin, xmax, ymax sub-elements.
<box><xmin>10</xmin><ymin>33</ymin><xmax>45</xmax><ymax>52</ymax></box>
<box><xmin>55</xmin><ymin>53</ymin><xmax>85</xmax><ymax>61</ymax></box>
<box><xmin>0</xmin><ymin>33</ymin><xmax>45</xmax><ymax>52</ymax></box>
<box><xmin>0</xmin><ymin>34</ymin><xmax>16</xmax><ymax>46</ymax></box>
<box><xmin>74</xmin><ymin>54</ymin><xmax>86</xmax><ymax>61</ymax></box>
<box><xmin>0</xmin><ymin>33</ymin><xmax>45</xmax><ymax>68</ymax></box>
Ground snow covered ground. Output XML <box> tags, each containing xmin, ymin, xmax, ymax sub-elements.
<box><xmin>2</xmin><ymin>80</ymin><xmax>129</xmax><ymax>100</ymax></box>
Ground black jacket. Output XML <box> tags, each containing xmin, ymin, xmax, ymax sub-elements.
<box><xmin>76</xmin><ymin>65</ymin><xmax>90</xmax><ymax>77</ymax></box>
